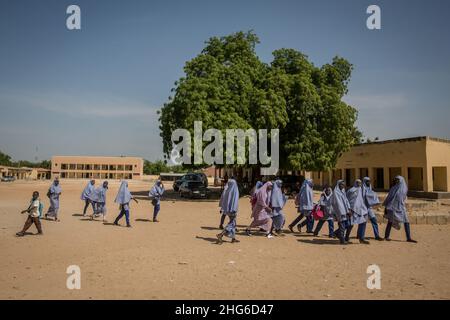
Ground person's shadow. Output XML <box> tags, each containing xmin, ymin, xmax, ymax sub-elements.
<box><xmin>200</xmin><ymin>226</ymin><xmax>221</xmax><ymax>231</ymax></box>
<box><xmin>297</xmin><ymin>238</ymin><xmax>345</xmax><ymax>245</ymax></box>
<box><xmin>195</xmin><ymin>236</ymin><xmax>222</xmax><ymax>244</ymax></box>
<box><xmin>135</xmin><ymin>218</ymin><xmax>152</xmax><ymax>222</ymax></box>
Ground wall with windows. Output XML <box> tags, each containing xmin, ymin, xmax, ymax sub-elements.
<box><xmin>51</xmin><ymin>156</ymin><xmax>143</xmax><ymax>180</ymax></box>
<box><xmin>310</xmin><ymin>137</ymin><xmax>450</xmax><ymax>193</ymax></box>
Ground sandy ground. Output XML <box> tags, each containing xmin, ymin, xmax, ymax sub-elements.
<box><xmin>0</xmin><ymin>179</ymin><xmax>449</xmax><ymax>300</ymax></box>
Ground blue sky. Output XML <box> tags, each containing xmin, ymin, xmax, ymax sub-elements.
<box><xmin>1</xmin><ymin>0</ymin><xmax>449</xmax><ymax>161</ymax></box>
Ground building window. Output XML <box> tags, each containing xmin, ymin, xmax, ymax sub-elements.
<box><xmin>76</xmin><ymin>164</ymin><xmax>84</xmax><ymax>170</ymax></box>
<box><xmin>69</xmin><ymin>164</ymin><xmax>76</xmax><ymax>170</ymax></box>
<box><xmin>61</xmin><ymin>164</ymin><xmax>68</xmax><ymax>170</ymax></box>
<box><xmin>125</xmin><ymin>165</ymin><xmax>133</xmax><ymax>171</ymax></box>
<box><xmin>118</xmin><ymin>165</ymin><xmax>124</xmax><ymax>171</ymax></box>
<box><xmin>94</xmin><ymin>164</ymin><xmax>100</xmax><ymax>171</ymax></box>
<box><xmin>102</xmin><ymin>165</ymin><xmax>108</xmax><ymax>171</ymax></box>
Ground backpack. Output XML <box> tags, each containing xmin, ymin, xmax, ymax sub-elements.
<box><xmin>312</xmin><ymin>204</ymin><xmax>324</xmax><ymax>221</ymax></box>
<box><xmin>38</xmin><ymin>201</ymin><xmax>44</xmax><ymax>218</ymax></box>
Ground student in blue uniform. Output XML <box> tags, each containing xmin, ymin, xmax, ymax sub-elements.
<box><xmin>92</xmin><ymin>181</ymin><xmax>108</xmax><ymax>222</ymax></box>
<box><xmin>331</xmin><ymin>180</ymin><xmax>351</xmax><ymax>245</ymax></box>
<box><xmin>288</xmin><ymin>179</ymin><xmax>314</xmax><ymax>233</ymax></box>
<box><xmin>313</xmin><ymin>186</ymin><xmax>334</xmax><ymax>238</ymax></box>
<box><xmin>149</xmin><ymin>180</ymin><xmax>165</xmax><ymax>222</ymax></box>
<box><xmin>81</xmin><ymin>180</ymin><xmax>96</xmax><ymax>216</ymax></box>
<box><xmin>113</xmin><ymin>180</ymin><xmax>138</xmax><ymax>228</ymax></box>
<box><xmin>383</xmin><ymin>176</ymin><xmax>417</xmax><ymax>243</ymax></box>
<box><xmin>346</xmin><ymin>179</ymin><xmax>370</xmax><ymax>244</ymax></box>
<box><xmin>361</xmin><ymin>177</ymin><xmax>383</xmax><ymax>241</ymax></box>
<box><xmin>216</xmin><ymin>179</ymin><xmax>240</xmax><ymax>244</ymax></box>
<box><xmin>45</xmin><ymin>178</ymin><xmax>62</xmax><ymax>222</ymax></box>
<box><xmin>269</xmin><ymin>180</ymin><xmax>287</xmax><ymax>236</ymax></box>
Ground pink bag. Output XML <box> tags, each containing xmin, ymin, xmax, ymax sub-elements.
<box><xmin>313</xmin><ymin>204</ymin><xmax>324</xmax><ymax>220</ymax></box>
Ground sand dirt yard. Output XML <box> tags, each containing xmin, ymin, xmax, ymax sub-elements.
<box><xmin>0</xmin><ymin>179</ymin><xmax>449</xmax><ymax>300</ymax></box>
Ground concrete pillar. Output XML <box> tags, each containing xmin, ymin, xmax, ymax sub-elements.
<box><xmin>383</xmin><ymin>167</ymin><xmax>390</xmax><ymax>190</ymax></box>
<box><xmin>355</xmin><ymin>167</ymin><xmax>360</xmax><ymax>180</ymax></box>
<box><xmin>368</xmin><ymin>167</ymin><xmax>374</xmax><ymax>182</ymax></box>
<box><xmin>423</xmin><ymin>166</ymin><xmax>433</xmax><ymax>192</ymax></box>
<box><xmin>401</xmin><ymin>166</ymin><xmax>408</xmax><ymax>185</ymax></box>
<box><xmin>447</xmin><ymin>166</ymin><xmax>450</xmax><ymax>192</ymax></box>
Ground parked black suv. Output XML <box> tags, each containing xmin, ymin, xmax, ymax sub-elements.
<box><xmin>179</xmin><ymin>180</ymin><xmax>210</xmax><ymax>199</ymax></box>
<box><xmin>173</xmin><ymin>172</ymin><xmax>208</xmax><ymax>191</ymax></box>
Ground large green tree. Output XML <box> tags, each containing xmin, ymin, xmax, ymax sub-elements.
<box><xmin>0</xmin><ymin>150</ymin><xmax>12</xmax><ymax>166</ymax></box>
<box><xmin>159</xmin><ymin>31</ymin><xmax>361</xmax><ymax>172</ymax></box>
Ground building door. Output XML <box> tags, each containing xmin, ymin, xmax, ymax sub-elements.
<box><xmin>374</xmin><ymin>168</ymin><xmax>384</xmax><ymax>189</ymax></box>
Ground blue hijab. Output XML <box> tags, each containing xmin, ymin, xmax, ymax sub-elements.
<box><xmin>49</xmin><ymin>179</ymin><xmax>62</xmax><ymax>195</ymax></box>
<box><xmin>149</xmin><ymin>180</ymin><xmax>165</xmax><ymax>198</ymax></box>
<box><xmin>271</xmin><ymin>180</ymin><xmax>285</xmax><ymax>209</ymax></box>
<box><xmin>115</xmin><ymin>180</ymin><xmax>132</xmax><ymax>204</ymax></box>
<box><xmin>94</xmin><ymin>181</ymin><xmax>108</xmax><ymax>203</ymax></box>
<box><xmin>331</xmin><ymin>180</ymin><xmax>350</xmax><ymax>219</ymax></box>
<box><xmin>346</xmin><ymin>180</ymin><xmax>368</xmax><ymax>216</ymax></box>
<box><xmin>220</xmin><ymin>179</ymin><xmax>239</xmax><ymax>214</ymax></box>
<box><xmin>81</xmin><ymin>180</ymin><xmax>95</xmax><ymax>201</ymax></box>
<box><xmin>383</xmin><ymin>176</ymin><xmax>408</xmax><ymax>213</ymax></box>
<box><xmin>362</xmin><ymin>177</ymin><xmax>380</xmax><ymax>207</ymax></box>
<box><xmin>298</xmin><ymin>179</ymin><xmax>314</xmax><ymax>210</ymax></box>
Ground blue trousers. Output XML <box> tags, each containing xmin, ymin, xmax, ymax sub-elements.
<box><xmin>354</xmin><ymin>222</ymin><xmax>367</xmax><ymax>240</ymax></box>
<box><xmin>153</xmin><ymin>203</ymin><xmax>160</xmax><ymax>220</ymax></box>
<box><xmin>290</xmin><ymin>210</ymin><xmax>314</xmax><ymax>232</ymax></box>
<box><xmin>363</xmin><ymin>216</ymin><xmax>380</xmax><ymax>238</ymax></box>
<box><xmin>314</xmin><ymin>219</ymin><xmax>334</xmax><ymax>237</ymax></box>
<box><xmin>114</xmin><ymin>209</ymin><xmax>130</xmax><ymax>226</ymax></box>
<box><xmin>83</xmin><ymin>199</ymin><xmax>95</xmax><ymax>215</ymax></box>
<box><xmin>335</xmin><ymin>220</ymin><xmax>350</xmax><ymax>244</ymax></box>
<box><xmin>385</xmin><ymin>221</ymin><xmax>412</xmax><ymax>240</ymax></box>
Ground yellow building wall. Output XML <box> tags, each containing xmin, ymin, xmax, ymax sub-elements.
<box><xmin>425</xmin><ymin>139</ymin><xmax>450</xmax><ymax>192</ymax></box>
<box><xmin>51</xmin><ymin>156</ymin><xmax>144</xmax><ymax>180</ymax></box>
<box><xmin>333</xmin><ymin>138</ymin><xmax>427</xmax><ymax>190</ymax></box>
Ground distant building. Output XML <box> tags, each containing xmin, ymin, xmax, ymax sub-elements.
<box><xmin>0</xmin><ymin>166</ymin><xmax>51</xmax><ymax>180</ymax></box>
<box><xmin>218</xmin><ymin>136</ymin><xmax>450</xmax><ymax>198</ymax></box>
<box><xmin>51</xmin><ymin>156</ymin><xmax>143</xmax><ymax>180</ymax></box>
<box><xmin>311</xmin><ymin>136</ymin><xmax>450</xmax><ymax>196</ymax></box>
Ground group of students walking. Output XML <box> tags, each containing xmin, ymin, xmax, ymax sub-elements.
<box><xmin>16</xmin><ymin>178</ymin><xmax>165</xmax><ymax>236</ymax></box>
<box><xmin>16</xmin><ymin>174</ymin><xmax>418</xmax><ymax>246</ymax></box>
<box><xmin>216</xmin><ymin>175</ymin><xmax>418</xmax><ymax>245</ymax></box>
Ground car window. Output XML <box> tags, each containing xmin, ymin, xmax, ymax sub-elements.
<box><xmin>188</xmin><ymin>181</ymin><xmax>203</xmax><ymax>188</ymax></box>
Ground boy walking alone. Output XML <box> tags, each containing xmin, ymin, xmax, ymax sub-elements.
<box><xmin>16</xmin><ymin>191</ymin><xmax>43</xmax><ymax>236</ymax></box>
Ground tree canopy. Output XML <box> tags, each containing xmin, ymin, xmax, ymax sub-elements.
<box><xmin>143</xmin><ymin>159</ymin><xmax>185</xmax><ymax>175</ymax></box>
<box><xmin>0</xmin><ymin>150</ymin><xmax>51</xmax><ymax>169</ymax></box>
<box><xmin>159</xmin><ymin>31</ymin><xmax>361</xmax><ymax>172</ymax></box>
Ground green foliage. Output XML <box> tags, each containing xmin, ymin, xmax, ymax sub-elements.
<box><xmin>143</xmin><ymin>160</ymin><xmax>185</xmax><ymax>175</ymax></box>
<box><xmin>0</xmin><ymin>150</ymin><xmax>12</xmax><ymax>166</ymax></box>
<box><xmin>0</xmin><ymin>150</ymin><xmax>51</xmax><ymax>168</ymax></box>
<box><xmin>159</xmin><ymin>31</ymin><xmax>362</xmax><ymax>171</ymax></box>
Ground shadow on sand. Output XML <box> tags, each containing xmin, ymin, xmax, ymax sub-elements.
<box><xmin>135</xmin><ymin>218</ymin><xmax>153</xmax><ymax>222</ymax></box>
<box><xmin>195</xmin><ymin>235</ymin><xmax>223</xmax><ymax>244</ymax></box>
<box><xmin>297</xmin><ymin>238</ymin><xmax>344</xmax><ymax>245</ymax></box>
<box><xmin>72</xmin><ymin>213</ymin><xmax>84</xmax><ymax>217</ymax></box>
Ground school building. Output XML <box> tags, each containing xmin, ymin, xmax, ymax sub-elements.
<box><xmin>0</xmin><ymin>165</ymin><xmax>51</xmax><ymax>180</ymax></box>
<box><xmin>218</xmin><ymin>136</ymin><xmax>450</xmax><ymax>198</ymax></box>
<box><xmin>310</xmin><ymin>136</ymin><xmax>450</xmax><ymax>197</ymax></box>
<box><xmin>51</xmin><ymin>156</ymin><xmax>144</xmax><ymax>180</ymax></box>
